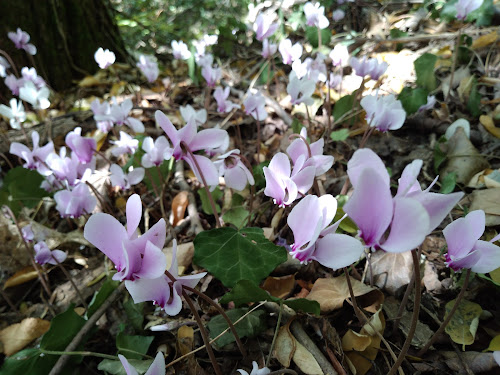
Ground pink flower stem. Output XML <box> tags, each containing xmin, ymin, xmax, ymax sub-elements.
<box><xmin>256</xmin><ymin>119</ymin><xmax>262</xmax><ymax>163</ymax></box>
<box><xmin>85</xmin><ymin>181</ymin><xmax>113</xmax><ymax>214</ymax></box>
<box><xmin>52</xmin><ymin>255</ymin><xmax>88</xmax><ymax>309</ymax></box>
<box><xmin>417</xmin><ymin>269</ymin><xmax>471</xmax><ymax>357</ymax></box>
<box><xmin>387</xmin><ymin>249</ymin><xmax>421</xmax><ymax>375</ymax></box>
<box><xmin>204</xmin><ymin>86</ymin><xmax>212</xmax><ymax>112</ymax></box>
<box><xmin>180</xmin><ymin>142</ymin><xmax>221</xmax><ymax>228</ymax></box>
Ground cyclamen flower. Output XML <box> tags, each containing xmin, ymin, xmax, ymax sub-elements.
<box><xmin>141</xmin><ymin>136</ymin><xmax>173</xmax><ymax>168</ymax></box>
<box><xmin>94</xmin><ymin>48</ymin><xmax>115</xmax><ymax>69</ymax></box>
<box><xmin>65</xmin><ymin>127</ymin><xmax>96</xmax><ymax>164</ymax></box>
<box><xmin>54</xmin><ymin>183</ymin><xmax>96</xmax><ymax>218</ymax></box>
<box><xmin>288</xmin><ymin>194</ymin><xmax>365</xmax><ymax>268</ymax></box>
<box><xmin>214</xmin><ymin>86</ymin><xmax>240</xmax><ymax>113</ymax></box>
<box><xmin>34</xmin><ymin>241</ymin><xmax>67</xmax><ymax>265</ymax></box>
<box><xmin>333</xmin><ymin>9</ymin><xmax>345</xmax><ymax>22</ymax></box>
<box><xmin>20</xmin><ymin>81</ymin><xmax>50</xmax><ymax>109</ymax></box>
<box><xmin>418</xmin><ymin>95</ymin><xmax>436</xmax><ymax>112</ymax></box>
<box><xmin>0</xmin><ymin>98</ymin><xmax>26</xmax><ymax>129</ymax></box>
<box><xmin>330</xmin><ymin>44</ymin><xmax>349</xmax><ymax>67</ymax></box>
<box><xmin>180</xmin><ymin>105</ymin><xmax>207</xmax><ymax>126</ymax></box>
<box><xmin>350</xmin><ymin>57</ymin><xmax>388</xmax><ymax>80</ymax></box>
<box><xmin>137</xmin><ymin>55</ymin><xmax>159</xmax><ymax>83</ymax></box>
<box><xmin>201</xmin><ymin>64</ymin><xmax>222</xmax><ymax>88</ymax></box>
<box><xmin>293</xmin><ymin>54</ymin><xmax>327</xmax><ymax>83</ymax></box>
<box><xmin>8</xmin><ymin>28</ymin><xmax>37</xmax><ymax>55</ymax></box>
<box><xmin>261</xmin><ymin>39</ymin><xmax>277</xmax><ymax>59</ymax></box>
<box><xmin>0</xmin><ymin>56</ymin><xmax>9</xmax><ymax>77</ymax></box>
<box><xmin>119</xmin><ymin>352</ymin><xmax>165</xmax><ymax>375</ymax></box>
<box><xmin>243</xmin><ymin>91</ymin><xmax>267</xmax><ymax>121</ymax></box>
<box><xmin>22</xmin><ymin>225</ymin><xmax>34</xmax><ymax>242</ymax></box>
<box><xmin>111</xmin><ymin>131</ymin><xmax>139</xmax><ymax>157</ymax></box>
<box><xmin>361</xmin><ymin>94</ymin><xmax>406</xmax><ymax>132</ymax></box>
<box><xmin>91</xmin><ymin>99</ymin><xmax>114</xmax><ymax>132</ymax></box>
<box><xmin>279</xmin><ymin>39</ymin><xmax>303</xmax><ymax>65</ymax></box>
<box><xmin>215</xmin><ymin>149</ymin><xmax>254</xmax><ymax>191</ymax></box>
<box><xmin>109</xmin><ymin>164</ymin><xmax>145</xmax><ymax>190</ymax></box>
<box><xmin>21</xmin><ymin>67</ymin><xmax>46</xmax><ymax>89</ymax></box>
<box><xmin>287</xmin><ymin>127</ymin><xmax>334</xmax><ymax>176</ymax></box>
<box><xmin>109</xmin><ymin>98</ymin><xmax>145</xmax><ymax>133</ymax></box>
<box><xmin>156</xmin><ymin>111</ymin><xmax>229</xmax><ymax>188</ymax></box>
<box><xmin>263</xmin><ymin>152</ymin><xmax>315</xmax><ymax>207</ymax></box>
<box><xmin>456</xmin><ymin>0</ymin><xmax>483</xmax><ymax>20</ymax></box>
<box><xmin>125</xmin><ymin>239</ymin><xmax>206</xmax><ymax>315</ymax></box>
<box><xmin>328</xmin><ymin>73</ymin><xmax>342</xmax><ymax>89</ymax></box>
<box><xmin>253</xmin><ymin>13</ymin><xmax>279</xmax><ymax>41</ymax></box>
<box><xmin>304</xmin><ymin>2</ymin><xmax>329</xmax><ymax>29</ymax></box>
<box><xmin>237</xmin><ymin>361</ymin><xmax>271</xmax><ymax>375</ymax></box>
<box><xmin>196</xmin><ymin>53</ymin><xmax>213</xmax><ymax>69</ymax></box>
<box><xmin>287</xmin><ymin>72</ymin><xmax>316</xmax><ymax>106</ymax></box>
<box><xmin>444</xmin><ymin>210</ymin><xmax>500</xmax><ymax>273</ymax></box>
<box><xmin>344</xmin><ymin>149</ymin><xmax>463</xmax><ymax>253</ymax></box>
<box><xmin>45</xmin><ymin>147</ymin><xmax>95</xmax><ymax>187</ymax></box>
<box><xmin>84</xmin><ymin>194</ymin><xmax>167</xmax><ymax>281</ymax></box>
<box><xmin>171</xmin><ymin>40</ymin><xmax>191</xmax><ymax>60</ymax></box>
<box><xmin>4</xmin><ymin>74</ymin><xmax>23</xmax><ymax>95</ymax></box>
<box><xmin>10</xmin><ymin>131</ymin><xmax>54</xmax><ymax>170</ymax></box>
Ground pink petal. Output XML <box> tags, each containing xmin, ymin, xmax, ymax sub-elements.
<box><xmin>268</xmin><ymin>153</ymin><xmax>291</xmax><ymax>178</ymax></box>
<box><xmin>343</xmin><ymin>168</ymin><xmax>393</xmax><ymax>247</ymax></box>
<box><xmin>381</xmin><ymin>197</ymin><xmax>429</xmax><ymax>253</ymax></box>
<box><xmin>125</xmin><ymin>117</ymin><xmax>145</xmax><ymax>133</ymax></box>
<box><xmin>84</xmin><ymin>213</ymin><xmax>127</xmax><ymax>267</ymax></box>
<box><xmin>50</xmin><ymin>250</ymin><xmax>67</xmax><ymax>264</ymax></box>
<box><xmin>318</xmin><ymin>194</ymin><xmax>337</xmax><ymax>229</ymax></box>
<box><xmin>410</xmin><ymin>191</ymin><xmax>464</xmax><ymax>232</ymax></box>
<box><xmin>396</xmin><ymin>160</ymin><xmax>422</xmax><ymax>196</ymax></box>
<box><xmin>347</xmin><ymin>149</ymin><xmax>389</xmax><ymax>189</ymax></box>
<box><xmin>118</xmin><ymin>354</ymin><xmax>139</xmax><ymax>375</ymax></box>
<box><xmin>125</xmin><ymin>276</ymin><xmax>170</xmax><ymax>306</ymax></box>
<box><xmin>163</xmin><ymin>282</ymin><xmax>183</xmax><ymax>316</ymax></box>
<box><xmin>469</xmin><ymin>240</ymin><xmax>500</xmax><ymax>274</ymax></box>
<box><xmin>263</xmin><ymin>167</ymin><xmax>286</xmax><ymax>205</ymax></box>
<box><xmin>288</xmin><ymin>195</ymin><xmax>321</xmax><ymax>251</ymax></box>
<box><xmin>190</xmin><ymin>128</ymin><xmax>229</xmax><ymax>153</ymax></box>
<box><xmin>126</xmin><ymin>194</ymin><xmax>142</xmax><ymax>238</ymax></box>
<box><xmin>145</xmin><ymin>352</ymin><xmax>166</xmax><ymax>375</ymax></box>
<box><xmin>184</xmin><ymin>154</ymin><xmax>219</xmax><ymax>188</ymax></box>
<box><xmin>178</xmin><ymin>272</ymin><xmax>207</xmax><ymax>289</ymax></box>
<box><xmin>155</xmin><ymin>111</ymin><xmax>178</xmax><ymax>145</ymax></box>
<box><xmin>134</xmin><ymin>241</ymin><xmax>167</xmax><ymax>279</ymax></box>
<box><xmin>314</xmin><ymin>234</ymin><xmax>365</xmax><ymax>270</ymax></box>
<box><xmin>134</xmin><ymin>218</ymin><xmax>167</xmax><ymax>251</ymax></box>
<box><xmin>443</xmin><ymin>211</ymin><xmax>483</xmax><ymax>259</ymax></box>
<box><xmin>224</xmin><ymin>166</ymin><xmax>248</xmax><ymax>191</ymax></box>
<box><xmin>290</xmin><ymin>165</ymin><xmax>315</xmax><ymax>194</ymax></box>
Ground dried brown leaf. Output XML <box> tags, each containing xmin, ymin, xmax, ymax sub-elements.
<box><xmin>0</xmin><ymin>318</ymin><xmax>50</xmax><ymax>356</ymax></box>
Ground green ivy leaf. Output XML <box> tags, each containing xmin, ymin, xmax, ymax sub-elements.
<box><xmin>445</xmin><ymin>299</ymin><xmax>482</xmax><ymax>347</ymax></box>
<box><xmin>124</xmin><ymin>299</ymin><xmax>145</xmax><ymax>332</ymax></box>
<box><xmin>440</xmin><ymin>172</ymin><xmax>457</xmax><ymax>194</ymax></box>
<box><xmin>193</xmin><ymin>227</ymin><xmax>287</xmax><ymax>287</ymax></box>
<box><xmin>330</xmin><ymin>128</ymin><xmax>350</xmax><ymax>142</ymax></box>
<box><xmin>253</xmin><ymin>161</ymin><xmax>270</xmax><ymax>190</ymax></box>
<box><xmin>332</xmin><ymin>93</ymin><xmax>355</xmax><ymax>124</ymax></box>
<box><xmin>433</xmin><ymin>136</ymin><xmax>448</xmax><ymax>173</ymax></box>
<box><xmin>414</xmin><ymin>53</ymin><xmax>438</xmax><ymax>91</ymax></box>
<box><xmin>207</xmin><ymin>308</ymin><xmax>266</xmax><ymax>348</ymax></box>
<box><xmin>98</xmin><ymin>358</ymin><xmax>154</xmax><ymax>375</ymax></box>
<box><xmin>198</xmin><ymin>186</ymin><xmax>222</xmax><ymax>214</ymax></box>
<box><xmin>86</xmin><ymin>279</ymin><xmax>119</xmax><ymax>319</ymax></box>
<box><xmin>398</xmin><ymin>87</ymin><xmax>429</xmax><ymax>115</ymax></box>
<box><xmin>467</xmin><ymin>77</ymin><xmax>482</xmax><ymax>117</ymax></box>
<box><xmin>222</xmin><ymin>207</ymin><xmax>250</xmax><ymax>229</ymax></box>
<box><xmin>291</xmin><ymin>118</ymin><xmax>304</xmax><ymax>134</ymax></box>
<box><xmin>305</xmin><ymin>26</ymin><xmax>331</xmax><ymax>48</ymax></box>
<box><xmin>41</xmin><ymin>307</ymin><xmax>86</xmax><ymax>351</ymax></box>
<box><xmin>116</xmin><ymin>332</ymin><xmax>154</xmax><ymax>360</ymax></box>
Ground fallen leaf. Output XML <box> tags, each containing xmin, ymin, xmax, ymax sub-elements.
<box><xmin>0</xmin><ymin>318</ymin><xmax>50</xmax><ymax>356</ymax></box>
<box><xmin>472</xmin><ymin>31</ymin><xmax>498</xmax><ymax>49</ymax></box>
<box><xmin>367</xmin><ymin>251</ymin><xmax>413</xmax><ymax>295</ymax></box>
<box><xmin>274</xmin><ymin>322</ymin><xmax>295</xmax><ymax>367</ymax></box>
<box><xmin>171</xmin><ymin>191</ymin><xmax>189</xmax><ymax>227</ymax></box>
<box><xmin>177</xmin><ymin>325</ymin><xmax>194</xmax><ymax>356</ymax></box>
<box><xmin>480</xmin><ymin>115</ymin><xmax>500</xmax><ymax>139</ymax></box>
<box><xmin>262</xmin><ymin>275</ymin><xmax>295</xmax><ymax>299</ymax></box>
<box><xmin>445</xmin><ymin>299</ymin><xmax>482</xmax><ymax>346</ymax></box>
<box><xmin>423</xmin><ymin>260</ymin><xmax>443</xmax><ymax>293</ymax></box>
<box><xmin>470</xmin><ymin>188</ymin><xmax>500</xmax><ymax>226</ymax></box>
<box><xmin>163</xmin><ymin>242</ymin><xmax>194</xmax><ymax>275</ymax></box>
<box><xmin>306</xmin><ymin>276</ymin><xmax>383</xmax><ymax>312</ymax></box>
<box><xmin>342</xmin><ymin>330</ymin><xmax>372</xmax><ymax>351</ymax></box>
<box><xmin>443</xmin><ymin>351</ymin><xmax>498</xmax><ymax>374</ymax></box>
<box><xmin>486</xmin><ymin>335</ymin><xmax>500</xmax><ymax>351</ymax></box>
<box><xmin>489</xmin><ymin>267</ymin><xmax>500</xmax><ymax>284</ymax></box>
<box><xmin>3</xmin><ymin>266</ymin><xmax>38</xmax><ymax>289</ymax></box>
<box><xmin>293</xmin><ymin>340</ymin><xmax>323</xmax><ymax>375</ymax></box>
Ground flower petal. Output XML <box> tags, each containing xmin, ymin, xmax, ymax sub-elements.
<box><xmin>469</xmin><ymin>240</ymin><xmax>500</xmax><ymax>274</ymax></box>
<box><xmin>443</xmin><ymin>210</ymin><xmax>484</xmax><ymax>259</ymax></box>
<box><xmin>314</xmin><ymin>234</ymin><xmax>365</xmax><ymax>270</ymax></box>
<box><xmin>145</xmin><ymin>352</ymin><xmax>166</xmax><ymax>375</ymax></box>
<box><xmin>126</xmin><ymin>194</ymin><xmax>142</xmax><ymax>238</ymax></box>
<box><xmin>347</xmin><ymin>149</ymin><xmax>389</xmax><ymax>189</ymax></box>
<box><xmin>125</xmin><ymin>276</ymin><xmax>170</xmax><ymax>307</ymax></box>
<box><xmin>134</xmin><ymin>241</ymin><xmax>167</xmax><ymax>279</ymax></box>
<box><xmin>118</xmin><ymin>354</ymin><xmax>139</xmax><ymax>375</ymax></box>
<box><xmin>411</xmin><ymin>191</ymin><xmax>464</xmax><ymax>232</ymax></box>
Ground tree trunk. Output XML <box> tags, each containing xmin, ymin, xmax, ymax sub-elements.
<box><xmin>0</xmin><ymin>0</ymin><xmax>128</xmax><ymax>92</ymax></box>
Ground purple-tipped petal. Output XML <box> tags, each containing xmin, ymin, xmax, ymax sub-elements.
<box><xmin>344</xmin><ymin>168</ymin><xmax>393</xmax><ymax>247</ymax></box>
<box><xmin>411</xmin><ymin>191</ymin><xmax>464</xmax><ymax>232</ymax></box>
<box><xmin>314</xmin><ymin>234</ymin><xmax>365</xmax><ymax>270</ymax></box>
<box><xmin>125</xmin><ymin>276</ymin><xmax>170</xmax><ymax>306</ymax></box>
<box><xmin>134</xmin><ymin>241</ymin><xmax>167</xmax><ymax>279</ymax></box>
<box><xmin>84</xmin><ymin>213</ymin><xmax>127</xmax><ymax>267</ymax></box>
<box><xmin>155</xmin><ymin>111</ymin><xmax>178</xmax><ymax>145</ymax></box>
<box><xmin>381</xmin><ymin>197</ymin><xmax>429</xmax><ymax>253</ymax></box>
<box><xmin>347</xmin><ymin>149</ymin><xmax>389</xmax><ymax>188</ymax></box>
<box><xmin>396</xmin><ymin>160</ymin><xmax>423</xmax><ymax>196</ymax></box>
<box><xmin>126</xmin><ymin>194</ymin><xmax>142</xmax><ymax>238</ymax></box>
<box><xmin>444</xmin><ymin>210</ymin><xmax>484</xmax><ymax>259</ymax></box>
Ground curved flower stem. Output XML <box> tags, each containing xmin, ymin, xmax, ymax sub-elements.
<box><xmin>180</xmin><ymin>141</ymin><xmax>221</xmax><ymax>228</ymax></box>
<box><xmin>85</xmin><ymin>181</ymin><xmax>113</xmax><ymax>214</ymax></box>
<box><xmin>0</xmin><ymin>49</ymin><xmax>19</xmax><ymax>76</ymax></box>
<box><xmin>182</xmin><ymin>284</ymin><xmax>247</xmax><ymax>359</ymax></box>
<box><xmin>266</xmin><ymin>300</ymin><xmax>283</xmax><ymax>367</ymax></box>
<box><xmin>288</xmin><ymin>134</ymin><xmax>312</xmax><ymax>158</ymax></box>
<box><xmin>40</xmin><ymin>349</ymin><xmax>117</xmax><ymax>361</ymax></box>
<box><xmin>52</xmin><ymin>256</ymin><xmax>88</xmax><ymax>309</ymax></box>
<box><xmin>182</xmin><ymin>289</ymin><xmax>222</xmax><ymax>375</ymax></box>
<box><xmin>417</xmin><ymin>269</ymin><xmax>471</xmax><ymax>357</ymax></box>
<box><xmin>387</xmin><ymin>249</ymin><xmax>421</xmax><ymax>375</ymax></box>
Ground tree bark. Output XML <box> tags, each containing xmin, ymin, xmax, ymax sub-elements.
<box><xmin>0</xmin><ymin>0</ymin><xmax>128</xmax><ymax>91</ymax></box>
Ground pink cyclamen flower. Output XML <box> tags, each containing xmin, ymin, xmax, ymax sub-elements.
<box><xmin>94</xmin><ymin>48</ymin><xmax>115</xmax><ymax>69</ymax></box>
<box><xmin>84</xmin><ymin>194</ymin><xmax>167</xmax><ymax>281</ymax></box>
<box><xmin>418</xmin><ymin>95</ymin><xmax>436</xmax><ymax>112</ymax></box>
<box><xmin>287</xmin><ymin>72</ymin><xmax>316</xmax><ymax>106</ymax></box>
<box><xmin>330</xmin><ymin>45</ymin><xmax>349</xmax><ymax>67</ymax></box>
<box><xmin>261</xmin><ymin>39</ymin><xmax>277</xmax><ymax>59</ymax></box>
<box><xmin>34</xmin><ymin>241</ymin><xmax>67</xmax><ymax>265</ymax></box>
<box><xmin>137</xmin><ymin>55</ymin><xmax>159</xmax><ymax>83</ymax></box>
<box><xmin>215</xmin><ymin>149</ymin><xmax>255</xmax><ymax>191</ymax></box>
<box><xmin>21</xmin><ymin>67</ymin><xmax>46</xmax><ymax>89</ymax></box>
<box><xmin>361</xmin><ymin>94</ymin><xmax>406</xmax><ymax>132</ymax></box>
<box><xmin>444</xmin><ymin>210</ymin><xmax>500</xmax><ymax>273</ymax></box>
<box><xmin>237</xmin><ymin>361</ymin><xmax>271</xmax><ymax>375</ymax></box>
<box><xmin>8</xmin><ymin>28</ymin><xmax>37</xmax><ymax>55</ymax></box>
<box><xmin>344</xmin><ymin>149</ymin><xmax>463</xmax><ymax>253</ymax></box>
<box><xmin>0</xmin><ymin>98</ymin><xmax>26</xmax><ymax>130</ymax></box>
<box><xmin>171</xmin><ymin>40</ymin><xmax>191</xmax><ymax>60</ymax></box>
<box><xmin>65</xmin><ymin>127</ymin><xmax>96</xmax><ymax>164</ymax></box>
<box><xmin>304</xmin><ymin>2</ymin><xmax>329</xmax><ymax>29</ymax></box>
<box><xmin>45</xmin><ymin>147</ymin><xmax>95</xmax><ymax>187</ymax></box>
<box><xmin>288</xmin><ymin>194</ymin><xmax>365</xmax><ymax>268</ymax></box>
<box><xmin>213</xmin><ymin>86</ymin><xmax>240</xmax><ymax>113</ymax></box>
<box><xmin>201</xmin><ymin>64</ymin><xmax>222</xmax><ymax>88</ymax></box>
<box><xmin>22</xmin><ymin>225</ymin><xmax>35</xmax><ymax>242</ymax></box>
<box><xmin>10</xmin><ymin>130</ymin><xmax>54</xmax><ymax>170</ymax></box>
<box><xmin>4</xmin><ymin>74</ymin><xmax>23</xmax><ymax>95</ymax></box>
<box><xmin>156</xmin><ymin>111</ymin><xmax>229</xmax><ymax>188</ymax></box>
<box><xmin>456</xmin><ymin>0</ymin><xmax>483</xmax><ymax>20</ymax></box>
<box><xmin>125</xmin><ymin>239</ymin><xmax>206</xmax><ymax>315</ymax></box>
<box><xmin>119</xmin><ymin>352</ymin><xmax>165</xmax><ymax>375</ymax></box>
<box><xmin>328</xmin><ymin>73</ymin><xmax>342</xmax><ymax>89</ymax></box>
<box><xmin>350</xmin><ymin>57</ymin><xmax>388</xmax><ymax>80</ymax></box>
<box><xmin>141</xmin><ymin>136</ymin><xmax>173</xmax><ymax>168</ymax></box>
<box><xmin>243</xmin><ymin>91</ymin><xmax>267</xmax><ymax>121</ymax></box>
<box><xmin>263</xmin><ymin>152</ymin><xmax>316</xmax><ymax>207</ymax></box>
<box><xmin>111</xmin><ymin>131</ymin><xmax>139</xmax><ymax>157</ymax></box>
<box><xmin>19</xmin><ymin>81</ymin><xmax>50</xmax><ymax>110</ymax></box>
<box><xmin>180</xmin><ymin>105</ymin><xmax>207</xmax><ymax>126</ymax></box>
<box><xmin>54</xmin><ymin>183</ymin><xmax>96</xmax><ymax>218</ymax></box>
<box><xmin>109</xmin><ymin>164</ymin><xmax>145</xmax><ymax>190</ymax></box>
<box><xmin>91</xmin><ymin>99</ymin><xmax>114</xmax><ymax>132</ymax></box>
<box><xmin>287</xmin><ymin>127</ymin><xmax>334</xmax><ymax>176</ymax></box>
<box><xmin>333</xmin><ymin>9</ymin><xmax>345</xmax><ymax>22</ymax></box>
<box><xmin>279</xmin><ymin>39</ymin><xmax>303</xmax><ymax>65</ymax></box>
<box><xmin>109</xmin><ymin>98</ymin><xmax>144</xmax><ymax>133</ymax></box>
<box><xmin>253</xmin><ymin>13</ymin><xmax>279</xmax><ymax>41</ymax></box>
<box><xmin>0</xmin><ymin>56</ymin><xmax>10</xmax><ymax>77</ymax></box>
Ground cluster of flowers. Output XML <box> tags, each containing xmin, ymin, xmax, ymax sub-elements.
<box><xmin>22</xmin><ymin>224</ymin><xmax>67</xmax><ymax>266</ymax></box>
